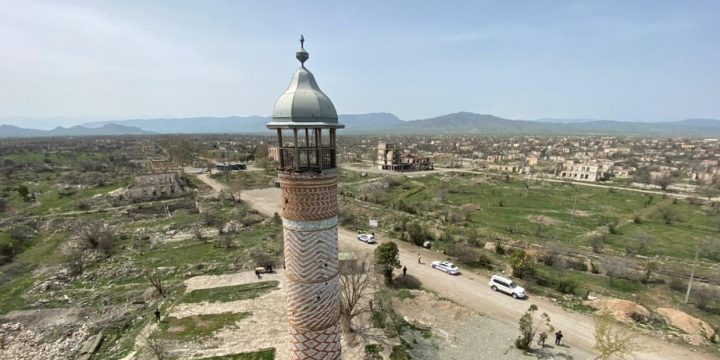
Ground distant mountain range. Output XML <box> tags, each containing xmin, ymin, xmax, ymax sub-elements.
<box><xmin>2</xmin><ymin>112</ymin><xmax>720</xmax><ymax>137</ymax></box>
<box><xmin>0</xmin><ymin>123</ymin><xmax>150</xmax><ymax>138</ymax></box>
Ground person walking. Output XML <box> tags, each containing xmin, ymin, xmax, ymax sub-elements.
<box><xmin>537</xmin><ymin>332</ymin><xmax>547</xmax><ymax>347</ymax></box>
<box><xmin>417</xmin><ymin>254</ymin><xmax>422</xmax><ymax>264</ymax></box>
<box><xmin>554</xmin><ymin>330</ymin><xmax>563</xmax><ymax>346</ymax></box>
<box><xmin>154</xmin><ymin>308</ymin><xmax>161</xmax><ymax>323</ymax></box>
<box><xmin>402</xmin><ymin>266</ymin><xmax>407</xmax><ymax>276</ymax></box>
<box><xmin>255</xmin><ymin>269</ymin><xmax>261</xmax><ymax>279</ymax></box>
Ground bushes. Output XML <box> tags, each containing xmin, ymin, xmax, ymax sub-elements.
<box><xmin>76</xmin><ymin>221</ymin><xmax>116</xmax><ymax>256</ymax></box>
<box><xmin>338</xmin><ymin>207</ymin><xmax>357</xmax><ymax>226</ymax></box>
<box><xmin>556</xmin><ymin>278</ymin><xmax>578</xmax><ymax>294</ymax></box>
<box><xmin>509</xmin><ymin>249</ymin><xmax>535</xmax><ymax>279</ymax></box>
<box><xmin>668</xmin><ymin>277</ymin><xmax>687</xmax><ymax>292</ymax></box>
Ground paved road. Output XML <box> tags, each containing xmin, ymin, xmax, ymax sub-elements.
<box><xmin>194</xmin><ymin>173</ymin><xmax>717</xmax><ymax>360</ymax></box>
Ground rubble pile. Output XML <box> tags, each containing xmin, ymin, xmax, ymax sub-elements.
<box><xmin>0</xmin><ymin>322</ymin><xmax>89</xmax><ymax>360</ymax></box>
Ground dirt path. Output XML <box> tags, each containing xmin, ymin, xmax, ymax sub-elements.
<box><xmin>198</xmin><ymin>178</ymin><xmax>718</xmax><ymax>360</ymax></box>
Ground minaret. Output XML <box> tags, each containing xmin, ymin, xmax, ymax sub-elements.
<box><xmin>267</xmin><ymin>36</ymin><xmax>344</xmax><ymax>360</ymax></box>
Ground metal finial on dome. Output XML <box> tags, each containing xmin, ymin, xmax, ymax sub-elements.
<box><xmin>296</xmin><ymin>34</ymin><xmax>309</xmax><ymax>66</ymax></box>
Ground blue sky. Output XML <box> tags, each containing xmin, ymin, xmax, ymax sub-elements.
<box><xmin>0</xmin><ymin>0</ymin><xmax>718</xmax><ymax>127</ymax></box>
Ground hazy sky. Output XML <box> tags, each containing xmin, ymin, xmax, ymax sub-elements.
<box><xmin>1</xmin><ymin>0</ymin><xmax>719</xmax><ymax>127</ymax></box>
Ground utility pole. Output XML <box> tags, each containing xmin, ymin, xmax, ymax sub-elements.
<box><xmin>684</xmin><ymin>241</ymin><xmax>701</xmax><ymax>304</ymax></box>
<box><xmin>570</xmin><ymin>186</ymin><xmax>579</xmax><ymax>225</ymax></box>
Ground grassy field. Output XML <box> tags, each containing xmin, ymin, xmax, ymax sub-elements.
<box><xmin>158</xmin><ymin>312</ymin><xmax>251</xmax><ymax>339</ymax></box>
<box><xmin>341</xmin><ymin>172</ymin><xmax>719</xmax><ymax>262</ymax></box>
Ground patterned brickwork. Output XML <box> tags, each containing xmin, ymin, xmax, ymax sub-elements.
<box><xmin>288</xmin><ymin>323</ymin><xmax>341</xmax><ymax>360</ymax></box>
<box><xmin>281</xmin><ymin>171</ymin><xmax>341</xmax><ymax>359</ymax></box>
<box><xmin>286</xmin><ymin>277</ymin><xmax>340</xmax><ymax>330</ymax></box>
<box><xmin>279</xmin><ymin>173</ymin><xmax>338</xmax><ymax>221</ymax></box>
<box><xmin>284</xmin><ymin>228</ymin><xmax>339</xmax><ymax>283</ymax></box>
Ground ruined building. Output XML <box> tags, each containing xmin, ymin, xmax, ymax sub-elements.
<box><xmin>127</xmin><ymin>168</ymin><xmax>188</xmax><ymax>200</ymax></box>
<box><xmin>377</xmin><ymin>142</ymin><xmax>433</xmax><ymax>171</ymax></box>
<box><xmin>267</xmin><ymin>36</ymin><xmax>343</xmax><ymax>359</ymax></box>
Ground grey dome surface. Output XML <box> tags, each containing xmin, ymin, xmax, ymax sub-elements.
<box><xmin>267</xmin><ymin>39</ymin><xmax>343</xmax><ymax>129</ymax></box>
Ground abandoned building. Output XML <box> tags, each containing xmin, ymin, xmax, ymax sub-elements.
<box><xmin>557</xmin><ymin>161</ymin><xmax>604</xmax><ymax>181</ymax></box>
<box><xmin>377</xmin><ymin>142</ymin><xmax>433</xmax><ymax>171</ymax></box>
<box><xmin>127</xmin><ymin>169</ymin><xmax>189</xmax><ymax>200</ymax></box>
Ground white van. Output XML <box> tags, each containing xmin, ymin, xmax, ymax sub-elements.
<box><xmin>489</xmin><ymin>275</ymin><xmax>527</xmax><ymax>299</ymax></box>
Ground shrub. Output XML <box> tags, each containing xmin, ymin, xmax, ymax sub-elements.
<box><xmin>668</xmin><ymin>277</ymin><xmax>687</xmax><ymax>292</ymax></box>
<box><xmin>64</xmin><ymin>249</ymin><xmax>85</xmax><ymax>276</ymax></box>
<box><xmin>495</xmin><ymin>241</ymin><xmax>506</xmax><ymax>255</ymax></box>
<box><xmin>659</xmin><ymin>207</ymin><xmax>681</xmax><ymax>225</ymax></box>
<box><xmin>566</xmin><ymin>259</ymin><xmax>588</xmax><ymax>272</ymax></box>
<box><xmin>509</xmin><ymin>250</ymin><xmax>535</xmax><ymax>279</ymax></box>
<box><xmin>476</xmin><ymin>253</ymin><xmax>494</xmax><ymax>270</ymax></box>
<box><xmin>446</xmin><ymin>243</ymin><xmax>477</xmax><ymax>265</ymax></box>
<box><xmin>557</xmin><ymin>278</ymin><xmax>578</xmax><ymax>294</ymax></box>
<box><xmin>589</xmin><ymin>234</ymin><xmax>605</xmax><ymax>253</ymax></box>
<box><xmin>692</xmin><ymin>286</ymin><xmax>720</xmax><ymax>310</ymax></box>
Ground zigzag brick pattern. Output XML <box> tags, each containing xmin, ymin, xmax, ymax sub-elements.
<box><xmin>280</xmin><ymin>173</ymin><xmax>338</xmax><ymax>221</ymax></box>
<box><xmin>281</xmin><ymin>171</ymin><xmax>341</xmax><ymax>359</ymax></box>
<box><xmin>288</xmin><ymin>323</ymin><xmax>341</xmax><ymax>360</ymax></box>
<box><xmin>284</xmin><ymin>228</ymin><xmax>339</xmax><ymax>282</ymax></box>
<box><xmin>286</xmin><ymin>278</ymin><xmax>340</xmax><ymax>330</ymax></box>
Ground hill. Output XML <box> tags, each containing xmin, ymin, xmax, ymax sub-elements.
<box><xmin>81</xmin><ymin>113</ymin><xmax>403</xmax><ymax>134</ymax></box>
<box><xmin>0</xmin><ymin>124</ymin><xmax>151</xmax><ymax>138</ymax></box>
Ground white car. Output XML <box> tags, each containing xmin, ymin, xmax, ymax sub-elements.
<box><xmin>489</xmin><ymin>275</ymin><xmax>527</xmax><ymax>299</ymax></box>
<box><xmin>357</xmin><ymin>233</ymin><xmax>376</xmax><ymax>244</ymax></box>
<box><xmin>431</xmin><ymin>261</ymin><xmax>460</xmax><ymax>275</ymax></box>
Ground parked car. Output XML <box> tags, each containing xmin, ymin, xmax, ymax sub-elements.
<box><xmin>357</xmin><ymin>233</ymin><xmax>376</xmax><ymax>244</ymax></box>
<box><xmin>489</xmin><ymin>275</ymin><xmax>527</xmax><ymax>299</ymax></box>
<box><xmin>431</xmin><ymin>261</ymin><xmax>460</xmax><ymax>275</ymax></box>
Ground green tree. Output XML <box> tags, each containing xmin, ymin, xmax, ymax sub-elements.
<box><xmin>515</xmin><ymin>304</ymin><xmax>553</xmax><ymax>351</ymax></box>
<box><xmin>509</xmin><ymin>249</ymin><xmax>535</xmax><ymax>279</ymax></box>
<box><xmin>374</xmin><ymin>241</ymin><xmax>401</xmax><ymax>284</ymax></box>
<box><xmin>593</xmin><ymin>313</ymin><xmax>636</xmax><ymax>360</ymax></box>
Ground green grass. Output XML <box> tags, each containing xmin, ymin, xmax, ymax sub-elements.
<box><xmin>396</xmin><ymin>289</ymin><xmax>416</xmax><ymax>299</ymax></box>
<box><xmin>199</xmin><ymin>349</ymin><xmax>276</xmax><ymax>360</ymax></box>
<box><xmin>158</xmin><ymin>312</ymin><xmax>251</xmax><ymax>338</ymax></box>
<box><xmin>182</xmin><ymin>281</ymin><xmax>279</xmax><ymax>304</ymax></box>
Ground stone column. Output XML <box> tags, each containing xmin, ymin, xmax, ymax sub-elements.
<box><xmin>280</xmin><ymin>171</ymin><xmax>341</xmax><ymax>359</ymax></box>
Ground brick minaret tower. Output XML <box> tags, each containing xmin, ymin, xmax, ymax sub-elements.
<box><xmin>267</xmin><ymin>36</ymin><xmax>344</xmax><ymax>360</ymax></box>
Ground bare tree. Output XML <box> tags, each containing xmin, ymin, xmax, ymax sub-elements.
<box><xmin>76</xmin><ymin>221</ymin><xmax>116</xmax><ymax>256</ymax></box>
<box><xmin>145</xmin><ymin>268</ymin><xmax>167</xmax><ymax>298</ymax></box>
<box><xmin>228</xmin><ymin>180</ymin><xmax>243</xmax><ymax>202</ymax></box>
<box><xmin>144</xmin><ymin>333</ymin><xmax>170</xmax><ymax>360</ymax></box>
<box><xmin>625</xmin><ymin>232</ymin><xmax>654</xmax><ymax>256</ymax></box>
<box><xmin>593</xmin><ymin>313</ymin><xmax>637</xmax><ymax>360</ymax></box>
<box><xmin>654</xmin><ymin>174</ymin><xmax>673</xmax><ymax>191</ymax></box>
<box><xmin>192</xmin><ymin>225</ymin><xmax>205</xmax><ymax>243</ymax></box>
<box><xmin>340</xmin><ymin>251</ymin><xmax>374</xmax><ymax>333</ymax></box>
<box><xmin>64</xmin><ymin>248</ymin><xmax>85</xmax><ymax>276</ymax></box>
<box><xmin>603</xmin><ymin>257</ymin><xmax>630</xmax><ymax>285</ymax></box>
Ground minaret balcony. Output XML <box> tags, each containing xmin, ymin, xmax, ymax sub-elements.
<box><xmin>277</xmin><ymin>146</ymin><xmax>336</xmax><ymax>172</ymax></box>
